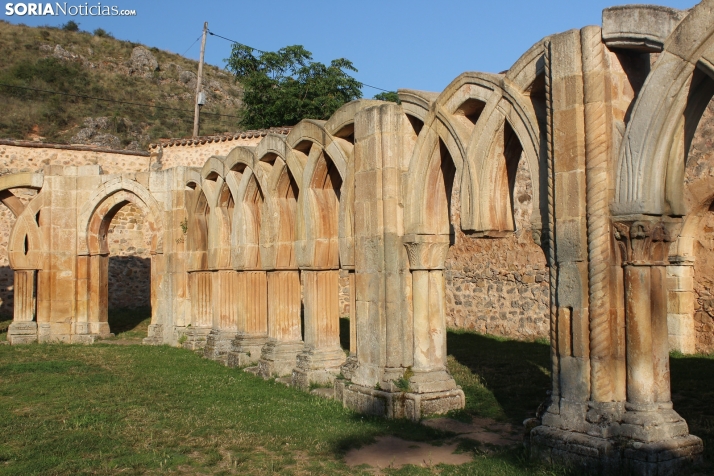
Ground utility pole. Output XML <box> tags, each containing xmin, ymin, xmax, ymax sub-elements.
<box><xmin>193</xmin><ymin>21</ymin><xmax>208</xmax><ymax>138</ymax></box>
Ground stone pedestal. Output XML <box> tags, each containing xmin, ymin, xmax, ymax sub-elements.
<box><xmin>203</xmin><ymin>270</ymin><xmax>239</xmax><ymax>361</ymax></box>
<box><xmin>226</xmin><ymin>271</ymin><xmax>268</xmax><ymax>368</ymax></box>
<box><xmin>257</xmin><ymin>270</ymin><xmax>303</xmax><ymax>378</ymax></box>
<box><xmin>8</xmin><ymin>269</ymin><xmax>38</xmax><ymax>344</ymax></box>
<box><xmin>204</xmin><ymin>330</ymin><xmax>237</xmax><ymax>362</ymax></box>
<box><xmin>227</xmin><ymin>334</ymin><xmax>269</xmax><ymax>367</ymax></box>
<box><xmin>143</xmin><ymin>323</ymin><xmax>164</xmax><ymax>345</ymax></box>
<box><xmin>7</xmin><ymin>321</ymin><xmax>38</xmax><ymax>344</ymax></box>
<box><xmin>530</xmin><ymin>426</ymin><xmax>702</xmax><ymax>476</ymax></box>
<box><xmin>292</xmin><ymin>270</ymin><xmax>345</xmax><ymax>389</ymax></box>
<box><xmin>258</xmin><ymin>340</ymin><xmax>304</xmax><ymax>378</ymax></box>
<box><xmin>339</xmin><ymin>382</ymin><xmax>465</xmax><ymax>420</ymax></box>
<box><xmin>181</xmin><ymin>326</ymin><xmax>212</xmax><ymax>350</ymax></box>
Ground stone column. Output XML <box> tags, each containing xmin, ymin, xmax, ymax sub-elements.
<box><xmin>87</xmin><ymin>254</ymin><xmax>110</xmax><ymax>337</ymax></box>
<box><xmin>291</xmin><ymin>269</ymin><xmax>345</xmax><ymax>388</ymax></box>
<box><xmin>203</xmin><ymin>269</ymin><xmax>240</xmax><ymax>362</ymax></box>
<box><xmin>257</xmin><ymin>270</ymin><xmax>303</xmax><ymax>378</ymax></box>
<box><xmin>144</xmin><ymin>253</ymin><xmax>166</xmax><ymax>345</ymax></box>
<box><xmin>227</xmin><ymin>270</ymin><xmax>269</xmax><ymax>368</ymax></box>
<box><xmin>184</xmin><ymin>270</ymin><xmax>212</xmax><ymax>349</ymax></box>
<box><xmin>403</xmin><ymin>237</ymin><xmax>462</xmax><ymax>400</ymax></box>
<box><xmin>614</xmin><ymin>221</ymin><xmax>699</xmax><ymax>448</ymax></box>
<box><xmin>7</xmin><ymin>269</ymin><xmax>38</xmax><ymax>344</ymax></box>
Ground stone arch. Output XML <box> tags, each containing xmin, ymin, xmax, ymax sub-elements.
<box><xmin>85</xmin><ymin>190</ymin><xmax>159</xmax><ymax>257</ymax></box>
<box><xmin>432</xmin><ymin>72</ymin><xmax>544</xmax><ymax>234</ymax></box>
<box><xmin>186</xmin><ymin>185</ymin><xmax>209</xmax><ymax>271</ymax></box>
<box><xmin>614</xmin><ymin>1</ymin><xmax>714</xmax><ymax>216</ymax></box>
<box><xmin>78</xmin><ymin>177</ymin><xmax>164</xmax><ymax>256</ymax></box>
<box><xmin>6</xmin><ymin>177</ymin><xmax>45</xmax><ymax>271</ymax></box>
<box><xmin>225</xmin><ymin>146</ymin><xmax>272</xmax><ymax>270</ymax></box>
<box><xmin>257</xmin><ymin>142</ymin><xmax>301</xmax><ymax>270</ymax></box>
<box><xmin>288</xmin><ymin>120</ymin><xmax>350</xmax><ymax>269</ymax></box>
<box><xmin>404</xmin><ymin>115</ymin><xmax>465</xmax><ymax>237</ymax></box>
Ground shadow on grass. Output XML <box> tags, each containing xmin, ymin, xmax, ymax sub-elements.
<box><xmin>108</xmin><ymin>306</ymin><xmax>151</xmax><ymax>337</ymax></box>
<box><xmin>447</xmin><ymin>330</ymin><xmax>551</xmax><ymax>424</ymax></box>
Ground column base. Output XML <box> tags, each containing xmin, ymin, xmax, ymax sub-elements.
<box><xmin>70</xmin><ymin>334</ymin><xmax>98</xmax><ymax>344</ymax></box>
<box><xmin>203</xmin><ymin>330</ymin><xmax>237</xmax><ymax>363</ymax></box>
<box><xmin>409</xmin><ymin>369</ymin><xmax>460</xmax><ymax>393</ymax></box>
<box><xmin>529</xmin><ymin>425</ymin><xmax>703</xmax><ymax>476</ymax></box>
<box><xmin>226</xmin><ymin>334</ymin><xmax>268</xmax><ymax>368</ymax></box>
<box><xmin>7</xmin><ymin>321</ymin><xmax>37</xmax><ymax>344</ymax></box>
<box><xmin>180</xmin><ymin>326</ymin><xmax>211</xmax><ymax>351</ymax></box>
<box><xmin>620</xmin><ymin>405</ymin><xmax>691</xmax><ymax>443</ymax></box>
<box><xmin>339</xmin><ymin>382</ymin><xmax>465</xmax><ymax>420</ymax></box>
<box><xmin>291</xmin><ymin>346</ymin><xmax>346</xmax><ymax>390</ymax></box>
<box><xmin>257</xmin><ymin>340</ymin><xmax>303</xmax><ymax>378</ymax></box>
<box><xmin>88</xmin><ymin>322</ymin><xmax>111</xmax><ymax>336</ymax></box>
<box><xmin>143</xmin><ymin>324</ymin><xmax>164</xmax><ymax>345</ymax></box>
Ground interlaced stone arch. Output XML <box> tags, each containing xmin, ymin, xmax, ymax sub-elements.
<box><xmin>4</xmin><ymin>174</ymin><xmax>45</xmax><ymax>271</ymax></box>
<box><xmin>255</xmin><ymin>135</ymin><xmax>302</xmax><ymax>270</ymax></box>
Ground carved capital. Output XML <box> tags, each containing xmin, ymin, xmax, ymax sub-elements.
<box><xmin>613</xmin><ymin>218</ymin><xmax>677</xmax><ymax>266</ymax></box>
<box><xmin>403</xmin><ymin>234</ymin><xmax>450</xmax><ymax>270</ymax></box>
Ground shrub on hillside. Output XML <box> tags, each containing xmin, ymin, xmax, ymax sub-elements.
<box><xmin>93</xmin><ymin>28</ymin><xmax>113</xmax><ymax>38</ymax></box>
<box><xmin>61</xmin><ymin>21</ymin><xmax>79</xmax><ymax>32</ymax></box>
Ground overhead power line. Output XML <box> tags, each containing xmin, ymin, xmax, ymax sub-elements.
<box><xmin>207</xmin><ymin>29</ymin><xmax>394</xmax><ymax>93</ymax></box>
<box><xmin>181</xmin><ymin>33</ymin><xmax>203</xmax><ymax>57</ymax></box>
<box><xmin>0</xmin><ymin>83</ymin><xmax>241</xmax><ymax>119</ymax></box>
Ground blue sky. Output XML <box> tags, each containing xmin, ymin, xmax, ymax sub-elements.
<box><xmin>3</xmin><ymin>0</ymin><xmax>699</xmax><ymax>96</ymax></box>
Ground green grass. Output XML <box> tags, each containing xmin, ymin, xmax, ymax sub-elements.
<box><xmin>0</xmin><ymin>312</ymin><xmax>711</xmax><ymax>474</ymax></box>
<box><xmin>0</xmin><ymin>315</ymin><xmax>10</xmax><ymax>342</ymax></box>
<box><xmin>0</xmin><ymin>328</ymin><xmax>571</xmax><ymax>475</ymax></box>
<box><xmin>446</xmin><ymin>330</ymin><xmax>551</xmax><ymax>423</ymax></box>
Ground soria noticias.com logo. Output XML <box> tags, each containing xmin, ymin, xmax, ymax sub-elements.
<box><xmin>5</xmin><ymin>3</ymin><xmax>136</xmax><ymax>16</ymax></box>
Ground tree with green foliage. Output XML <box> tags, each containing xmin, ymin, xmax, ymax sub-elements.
<box><xmin>226</xmin><ymin>44</ymin><xmax>362</xmax><ymax>129</ymax></box>
<box><xmin>373</xmin><ymin>91</ymin><xmax>400</xmax><ymax>104</ymax></box>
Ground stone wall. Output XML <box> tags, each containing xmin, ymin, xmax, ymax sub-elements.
<box><xmin>444</xmin><ymin>155</ymin><xmax>550</xmax><ymax>340</ymax></box>
<box><xmin>685</xmin><ymin>93</ymin><xmax>714</xmax><ymax>353</ymax></box>
<box><xmin>106</xmin><ymin>203</ymin><xmax>152</xmax><ymax>309</ymax></box>
<box><xmin>152</xmin><ymin>129</ymin><xmax>290</xmax><ymax>170</ymax></box>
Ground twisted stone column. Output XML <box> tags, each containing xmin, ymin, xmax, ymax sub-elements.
<box><xmin>582</xmin><ymin>25</ymin><xmax>614</xmax><ymax>403</ymax></box>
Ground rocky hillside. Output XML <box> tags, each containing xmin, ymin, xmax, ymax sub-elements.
<box><xmin>0</xmin><ymin>20</ymin><xmax>243</xmax><ymax>149</ymax></box>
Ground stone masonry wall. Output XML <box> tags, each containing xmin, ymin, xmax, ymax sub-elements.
<box><xmin>445</xmin><ymin>155</ymin><xmax>550</xmax><ymax>340</ymax></box>
<box><xmin>685</xmin><ymin>93</ymin><xmax>714</xmax><ymax>353</ymax></box>
<box><xmin>107</xmin><ymin>203</ymin><xmax>151</xmax><ymax>309</ymax></box>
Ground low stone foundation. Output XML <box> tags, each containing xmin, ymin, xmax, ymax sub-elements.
<box><xmin>529</xmin><ymin>426</ymin><xmax>703</xmax><ymax>476</ymax></box>
<box><xmin>339</xmin><ymin>382</ymin><xmax>465</xmax><ymax>421</ymax></box>
<box><xmin>257</xmin><ymin>340</ymin><xmax>304</xmax><ymax>378</ymax></box>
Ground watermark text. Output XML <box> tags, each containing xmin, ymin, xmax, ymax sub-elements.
<box><xmin>5</xmin><ymin>3</ymin><xmax>136</xmax><ymax>16</ymax></box>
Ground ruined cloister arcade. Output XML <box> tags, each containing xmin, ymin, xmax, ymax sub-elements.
<box><xmin>6</xmin><ymin>3</ymin><xmax>714</xmax><ymax>473</ymax></box>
